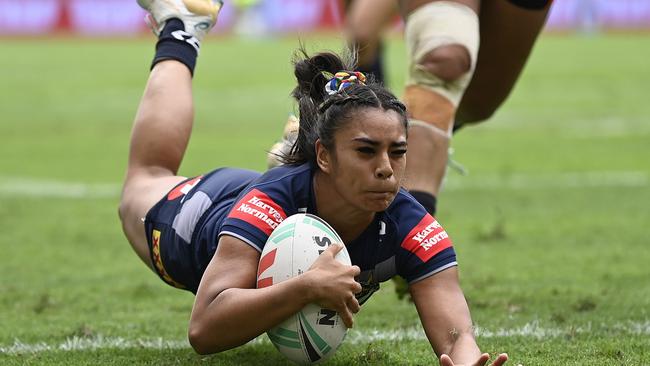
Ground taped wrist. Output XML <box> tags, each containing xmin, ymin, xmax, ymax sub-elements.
<box><xmin>152</xmin><ymin>18</ymin><xmax>199</xmax><ymax>75</ymax></box>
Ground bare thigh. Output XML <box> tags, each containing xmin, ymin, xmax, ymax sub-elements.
<box><xmin>455</xmin><ymin>0</ymin><xmax>551</xmax><ymax>125</ymax></box>
<box><xmin>119</xmin><ymin>172</ymin><xmax>187</xmax><ymax>269</ymax></box>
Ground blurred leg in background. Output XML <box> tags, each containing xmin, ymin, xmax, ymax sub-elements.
<box><xmin>344</xmin><ymin>0</ymin><xmax>398</xmax><ymax>85</ymax></box>
<box><xmin>455</xmin><ymin>0</ymin><xmax>552</xmax><ymax>129</ymax></box>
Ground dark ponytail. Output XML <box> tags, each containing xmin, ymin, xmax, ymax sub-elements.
<box><xmin>280</xmin><ymin>47</ymin><xmax>408</xmax><ymax>166</ymax></box>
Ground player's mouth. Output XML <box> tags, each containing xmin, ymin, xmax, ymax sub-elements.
<box><xmin>366</xmin><ymin>190</ymin><xmax>395</xmax><ymax>200</ymax></box>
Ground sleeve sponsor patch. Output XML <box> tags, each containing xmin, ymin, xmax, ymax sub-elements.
<box><xmin>227</xmin><ymin>188</ymin><xmax>287</xmax><ymax>235</ymax></box>
<box><xmin>401</xmin><ymin>214</ymin><xmax>453</xmax><ymax>262</ymax></box>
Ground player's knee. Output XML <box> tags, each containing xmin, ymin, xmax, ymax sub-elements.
<box><xmin>117</xmin><ymin>198</ymin><xmax>131</xmax><ymax>226</ymax></box>
<box><xmin>118</xmin><ymin>183</ymin><xmax>138</xmax><ymax>227</ymax></box>
<box><xmin>405</xmin><ymin>1</ymin><xmax>479</xmax><ymax>106</ymax></box>
<box><xmin>417</xmin><ymin>44</ymin><xmax>471</xmax><ymax>83</ymax></box>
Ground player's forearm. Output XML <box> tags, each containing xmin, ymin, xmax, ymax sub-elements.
<box><xmin>188</xmin><ymin>274</ymin><xmax>314</xmax><ymax>354</ymax></box>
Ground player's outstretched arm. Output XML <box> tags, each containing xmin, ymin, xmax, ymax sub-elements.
<box><xmin>189</xmin><ymin>239</ymin><xmax>361</xmax><ymax>354</ymax></box>
<box><xmin>409</xmin><ymin>267</ymin><xmax>508</xmax><ymax>366</ymax></box>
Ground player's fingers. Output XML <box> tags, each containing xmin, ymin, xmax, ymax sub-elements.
<box><xmin>339</xmin><ymin>306</ymin><xmax>354</xmax><ymax>328</ymax></box>
<box><xmin>490</xmin><ymin>353</ymin><xmax>509</xmax><ymax>366</ymax></box>
<box><xmin>439</xmin><ymin>354</ymin><xmax>454</xmax><ymax>366</ymax></box>
<box><xmin>347</xmin><ymin>295</ymin><xmax>360</xmax><ymax>314</ymax></box>
<box><xmin>474</xmin><ymin>353</ymin><xmax>490</xmax><ymax>366</ymax></box>
<box><xmin>349</xmin><ymin>265</ymin><xmax>361</xmax><ymax>276</ymax></box>
<box><xmin>325</xmin><ymin>243</ymin><xmax>344</xmax><ymax>256</ymax></box>
<box><xmin>352</xmin><ymin>280</ymin><xmax>363</xmax><ymax>294</ymax></box>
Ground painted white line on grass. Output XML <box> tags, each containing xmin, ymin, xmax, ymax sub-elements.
<box><xmin>0</xmin><ymin>171</ymin><xmax>647</xmax><ymax>199</ymax></box>
<box><xmin>481</xmin><ymin>116</ymin><xmax>650</xmax><ymax>138</ymax></box>
<box><xmin>3</xmin><ymin>321</ymin><xmax>649</xmax><ymax>355</ymax></box>
<box><xmin>0</xmin><ymin>336</ymin><xmax>190</xmax><ymax>354</ymax></box>
<box><xmin>444</xmin><ymin>171</ymin><xmax>649</xmax><ymax>191</ymax></box>
<box><xmin>0</xmin><ymin>177</ymin><xmax>120</xmax><ymax>199</ymax></box>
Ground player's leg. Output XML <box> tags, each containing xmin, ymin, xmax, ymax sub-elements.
<box><xmin>399</xmin><ymin>0</ymin><xmax>480</xmax><ymax>215</ymax></box>
<box><xmin>455</xmin><ymin>0</ymin><xmax>551</xmax><ymax>127</ymax></box>
<box><xmin>119</xmin><ymin>61</ymin><xmax>194</xmax><ymax>269</ymax></box>
<box><xmin>119</xmin><ymin>0</ymin><xmax>222</xmax><ymax>268</ymax></box>
<box><xmin>345</xmin><ymin>0</ymin><xmax>397</xmax><ymax>84</ymax></box>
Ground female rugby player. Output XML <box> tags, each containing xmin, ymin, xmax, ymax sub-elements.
<box><xmin>119</xmin><ymin>1</ymin><xmax>508</xmax><ymax>364</ymax></box>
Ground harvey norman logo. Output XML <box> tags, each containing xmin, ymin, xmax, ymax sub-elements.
<box><xmin>412</xmin><ymin>220</ymin><xmax>449</xmax><ymax>251</ymax></box>
<box><xmin>402</xmin><ymin>215</ymin><xmax>452</xmax><ymax>262</ymax></box>
<box><xmin>229</xmin><ymin>189</ymin><xmax>286</xmax><ymax>234</ymax></box>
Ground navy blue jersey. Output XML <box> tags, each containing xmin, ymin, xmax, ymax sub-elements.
<box><xmin>145</xmin><ymin>163</ymin><xmax>457</xmax><ymax>300</ymax></box>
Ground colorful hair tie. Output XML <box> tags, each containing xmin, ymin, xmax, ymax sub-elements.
<box><xmin>325</xmin><ymin>71</ymin><xmax>367</xmax><ymax>95</ymax></box>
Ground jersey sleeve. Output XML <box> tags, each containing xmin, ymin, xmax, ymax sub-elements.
<box><xmin>394</xmin><ymin>194</ymin><xmax>457</xmax><ymax>283</ymax></box>
<box><xmin>219</xmin><ymin>187</ymin><xmax>289</xmax><ymax>252</ymax></box>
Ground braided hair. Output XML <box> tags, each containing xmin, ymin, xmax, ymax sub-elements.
<box><xmin>279</xmin><ymin>48</ymin><xmax>408</xmax><ymax>166</ymax></box>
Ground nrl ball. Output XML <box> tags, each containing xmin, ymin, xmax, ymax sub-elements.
<box><xmin>256</xmin><ymin>213</ymin><xmax>351</xmax><ymax>365</ymax></box>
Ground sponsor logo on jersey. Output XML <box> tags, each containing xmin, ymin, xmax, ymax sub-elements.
<box><xmin>400</xmin><ymin>215</ymin><xmax>452</xmax><ymax>262</ymax></box>
<box><xmin>228</xmin><ymin>189</ymin><xmax>287</xmax><ymax>235</ymax></box>
<box><xmin>167</xmin><ymin>176</ymin><xmax>203</xmax><ymax>201</ymax></box>
<box><xmin>151</xmin><ymin>229</ymin><xmax>185</xmax><ymax>289</ymax></box>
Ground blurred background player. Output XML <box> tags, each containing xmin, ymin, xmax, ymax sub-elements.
<box><xmin>338</xmin><ymin>0</ymin><xmax>553</xmax><ymax>217</ymax></box>
<box><xmin>343</xmin><ymin>0</ymin><xmax>398</xmax><ymax>85</ymax></box>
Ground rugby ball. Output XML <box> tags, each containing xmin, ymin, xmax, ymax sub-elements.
<box><xmin>256</xmin><ymin>213</ymin><xmax>351</xmax><ymax>365</ymax></box>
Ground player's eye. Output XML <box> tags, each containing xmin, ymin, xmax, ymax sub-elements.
<box><xmin>357</xmin><ymin>147</ymin><xmax>375</xmax><ymax>155</ymax></box>
<box><xmin>391</xmin><ymin>149</ymin><xmax>407</xmax><ymax>157</ymax></box>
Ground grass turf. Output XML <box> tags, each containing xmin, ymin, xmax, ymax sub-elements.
<box><xmin>1</xmin><ymin>33</ymin><xmax>649</xmax><ymax>365</ymax></box>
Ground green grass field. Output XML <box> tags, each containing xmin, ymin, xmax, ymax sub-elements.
<box><xmin>1</xmin><ymin>33</ymin><xmax>649</xmax><ymax>365</ymax></box>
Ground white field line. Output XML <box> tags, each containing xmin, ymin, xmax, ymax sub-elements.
<box><xmin>0</xmin><ymin>177</ymin><xmax>120</xmax><ymax>199</ymax></box>
<box><xmin>481</xmin><ymin>115</ymin><xmax>650</xmax><ymax>138</ymax></box>
<box><xmin>0</xmin><ymin>171</ymin><xmax>647</xmax><ymax>199</ymax></box>
<box><xmin>443</xmin><ymin>170</ymin><xmax>649</xmax><ymax>191</ymax></box>
<box><xmin>2</xmin><ymin>321</ymin><xmax>650</xmax><ymax>355</ymax></box>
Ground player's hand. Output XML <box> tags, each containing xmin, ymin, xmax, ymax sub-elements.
<box><xmin>305</xmin><ymin>243</ymin><xmax>362</xmax><ymax>328</ymax></box>
<box><xmin>439</xmin><ymin>353</ymin><xmax>508</xmax><ymax>366</ymax></box>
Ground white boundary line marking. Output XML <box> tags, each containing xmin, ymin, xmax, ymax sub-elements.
<box><xmin>444</xmin><ymin>170</ymin><xmax>648</xmax><ymax>191</ymax></box>
<box><xmin>0</xmin><ymin>171</ymin><xmax>647</xmax><ymax>199</ymax></box>
<box><xmin>2</xmin><ymin>321</ymin><xmax>649</xmax><ymax>354</ymax></box>
<box><xmin>0</xmin><ymin>177</ymin><xmax>119</xmax><ymax>199</ymax></box>
<box><xmin>481</xmin><ymin>115</ymin><xmax>650</xmax><ymax>138</ymax></box>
